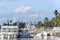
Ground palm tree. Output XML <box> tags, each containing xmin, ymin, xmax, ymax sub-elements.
<box><xmin>7</xmin><ymin>20</ymin><xmax>9</xmax><ymax>26</ymax></box>
<box><xmin>44</xmin><ymin>17</ymin><xmax>49</xmax><ymax>27</ymax></box>
<box><xmin>36</xmin><ymin>21</ymin><xmax>42</xmax><ymax>29</ymax></box>
<box><xmin>54</xmin><ymin>10</ymin><xmax>59</xmax><ymax>16</ymax></box>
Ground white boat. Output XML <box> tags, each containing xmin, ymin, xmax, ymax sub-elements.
<box><xmin>36</xmin><ymin>31</ymin><xmax>48</xmax><ymax>36</ymax></box>
<box><xmin>17</xmin><ymin>29</ymin><xmax>33</xmax><ymax>38</ymax></box>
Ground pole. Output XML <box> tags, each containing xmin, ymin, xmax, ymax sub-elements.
<box><xmin>42</xmin><ymin>27</ymin><xmax>44</xmax><ymax>39</ymax></box>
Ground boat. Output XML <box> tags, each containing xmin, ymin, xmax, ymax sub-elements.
<box><xmin>17</xmin><ymin>29</ymin><xmax>33</xmax><ymax>38</ymax></box>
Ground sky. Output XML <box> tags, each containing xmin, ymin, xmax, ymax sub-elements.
<box><xmin>0</xmin><ymin>0</ymin><xmax>60</xmax><ymax>24</ymax></box>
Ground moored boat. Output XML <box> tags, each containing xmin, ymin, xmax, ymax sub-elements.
<box><xmin>17</xmin><ymin>29</ymin><xmax>33</xmax><ymax>38</ymax></box>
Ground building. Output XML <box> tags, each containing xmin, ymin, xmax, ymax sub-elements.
<box><xmin>0</xmin><ymin>26</ymin><xmax>18</xmax><ymax>40</ymax></box>
<box><xmin>53</xmin><ymin>27</ymin><xmax>60</xmax><ymax>32</ymax></box>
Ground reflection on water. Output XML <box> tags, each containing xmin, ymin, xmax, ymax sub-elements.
<box><xmin>47</xmin><ymin>36</ymin><xmax>53</xmax><ymax>40</ymax></box>
<box><xmin>1</xmin><ymin>36</ymin><xmax>60</xmax><ymax>40</ymax></box>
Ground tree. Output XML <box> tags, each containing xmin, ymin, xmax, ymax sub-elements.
<box><xmin>7</xmin><ymin>20</ymin><xmax>10</xmax><ymax>26</ymax></box>
<box><xmin>3</xmin><ymin>23</ymin><xmax>7</xmax><ymax>25</ymax></box>
<box><xmin>54</xmin><ymin>10</ymin><xmax>59</xmax><ymax>16</ymax></box>
<box><xmin>13</xmin><ymin>22</ymin><xmax>25</xmax><ymax>29</ymax></box>
<box><xmin>50</xmin><ymin>10</ymin><xmax>60</xmax><ymax>27</ymax></box>
<box><xmin>19</xmin><ymin>22</ymin><xmax>25</xmax><ymax>28</ymax></box>
<box><xmin>13</xmin><ymin>22</ymin><xmax>17</xmax><ymax>25</ymax></box>
<box><xmin>44</xmin><ymin>17</ymin><xmax>49</xmax><ymax>27</ymax></box>
<box><xmin>36</xmin><ymin>21</ymin><xmax>42</xmax><ymax>29</ymax></box>
<box><xmin>10</xmin><ymin>20</ymin><xmax>12</xmax><ymax>23</ymax></box>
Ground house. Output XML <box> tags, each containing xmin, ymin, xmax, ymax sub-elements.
<box><xmin>53</xmin><ymin>27</ymin><xmax>60</xmax><ymax>32</ymax></box>
<box><xmin>0</xmin><ymin>26</ymin><xmax>18</xmax><ymax>40</ymax></box>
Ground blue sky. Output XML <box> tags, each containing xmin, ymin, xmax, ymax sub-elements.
<box><xmin>0</xmin><ymin>0</ymin><xmax>60</xmax><ymax>24</ymax></box>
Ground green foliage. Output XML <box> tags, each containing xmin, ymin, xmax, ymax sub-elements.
<box><xmin>54</xmin><ymin>10</ymin><xmax>59</xmax><ymax>16</ymax></box>
<box><xmin>44</xmin><ymin>17</ymin><xmax>49</xmax><ymax>27</ymax></box>
<box><xmin>3</xmin><ymin>21</ymin><xmax>25</xmax><ymax>29</ymax></box>
<box><xmin>2</xmin><ymin>10</ymin><xmax>60</xmax><ymax>29</ymax></box>
<box><xmin>13</xmin><ymin>22</ymin><xmax>25</xmax><ymax>28</ymax></box>
<box><xmin>50</xmin><ymin>10</ymin><xmax>59</xmax><ymax>27</ymax></box>
<box><xmin>35</xmin><ymin>10</ymin><xmax>60</xmax><ymax>28</ymax></box>
<box><xmin>35</xmin><ymin>21</ymin><xmax>44</xmax><ymax>29</ymax></box>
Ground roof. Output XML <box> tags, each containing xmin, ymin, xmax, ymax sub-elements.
<box><xmin>1</xmin><ymin>26</ymin><xmax>18</xmax><ymax>28</ymax></box>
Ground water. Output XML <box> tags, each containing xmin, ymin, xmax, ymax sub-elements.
<box><xmin>1</xmin><ymin>36</ymin><xmax>60</xmax><ymax>40</ymax></box>
<box><xmin>19</xmin><ymin>36</ymin><xmax>60</xmax><ymax>40</ymax></box>
<box><xmin>18</xmin><ymin>36</ymin><xmax>60</xmax><ymax>40</ymax></box>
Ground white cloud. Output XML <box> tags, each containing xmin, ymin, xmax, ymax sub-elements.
<box><xmin>13</xmin><ymin>6</ymin><xmax>32</xmax><ymax>13</ymax></box>
<box><xmin>29</xmin><ymin>13</ymin><xmax>39</xmax><ymax>18</ymax></box>
<box><xmin>29</xmin><ymin>13</ymin><xmax>44</xmax><ymax>19</ymax></box>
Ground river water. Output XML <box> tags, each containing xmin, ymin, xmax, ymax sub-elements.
<box><xmin>18</xmin><ymin>36</ymin><xmax>60</xmax><ymax>40</ymax></box>
<box><xmin>1</xmin><ymin>36</ymin><xmax>60</xmax><ymax>40</ymax></box>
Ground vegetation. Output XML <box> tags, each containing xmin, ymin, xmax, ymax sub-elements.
<box><xmin>35</xmin><ymin>10</ymin><xmax>60</xmax><ymax>28</ymax></box>
<box><xmin>3</xmin><ymin>21</ymin><xmax>25</xmax><ymax>29</ymax></box>
<box><xmin>2</xmin><ymin>10</ymin><xmax>60</xmax><ymax>29</ymax></box>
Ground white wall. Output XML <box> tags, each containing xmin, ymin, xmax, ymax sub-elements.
<box><xmin>53</xmin><ymin>27</ymin><xmax>60</xmax><ymax>32</ymax></box>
